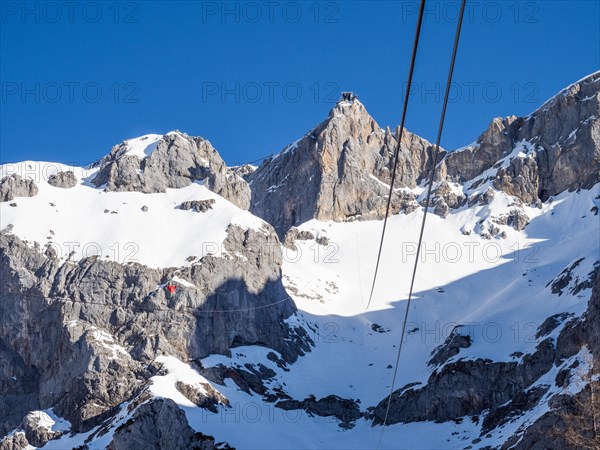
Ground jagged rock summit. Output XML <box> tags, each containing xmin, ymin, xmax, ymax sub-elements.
<box><xmin>91</xmin><ymin>131</ymin><xmax>251</xmax><ymax>209</ymax></box>
<box><xmin>248</xmin><ymin>97</ymin><xmax>437</xmax><ymax>237</ymax></box>
<box><xmin>439</xmin><ymin>71</ymin><xmax>600</xmax><ymax>203</ymax></box>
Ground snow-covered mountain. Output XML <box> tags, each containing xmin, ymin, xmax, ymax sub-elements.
<box><xmin>1</xmin><ymin>72</ymin><xmax>599</xmax><ymax>450</ymax></box>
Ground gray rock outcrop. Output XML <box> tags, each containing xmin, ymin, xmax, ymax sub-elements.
<box><xmin>440</xmin><ymin>72</ymin><xmax>600</xmax><ymax>203</ymax></box>
<box><xmin>493</xmin><ymin>209</ymin><xmax>531</xmax><ymax>231</ymax></box>
<box><xmin>0</xmin><ymin>432</ymin><xmax>29</xmax><ymax>450</ymax></box>
<box><xmin>276</xmin><ymin>394</ymin><xmax>362</xmax><ymax>429</ymax></box>
<box><xmin>47</xmin><ymin>171</ymin><xmax>77</xmax><ymax>189</ymax></box>
<box><xmin>480</xmin><ymin>384</ymin><xmax>550</xmax><ymax>436</ymax></box>
<box><xmin>175</xmin><ymin>381</ymin><xmax>229</xmax><ymax>413</ymax></box>
<box><xmin>91</xmin><ymin>132</ymin><xmax>251</xmax><ymax>209</ymax></box>
<box><xmin>179</xmin><ymin>199</ymin><xmax>216</xmax><ymax>213</ymax></box>
<box><xmin>428</xmin><ymin>325</ymin><xmax>472</xmax><ymax>366</ymax></box>
<box><xmin>371</xmin><ymin>266</ymin><xmax>600</xmax><ymax>438</ymax></box>
<box><xmin>372</xmin><ymin>339</ymin><xmax>555</xmax><ymax>425</ymax></box>
<box><xmin>232</xmin><ymin>163</ymin><xmax>257</xmax><ymax>179</ymax></box>
<box><xmin>501</xmin><ymin>386</ymin><xmax>597</xmax><ymax>450</ymax></box>
<box><xmin>18</xmin><ymin>412</ymin><xmax>63</xmax><ymax>447</ymax></box>
<box><xmin>502</xmin><ymin>266</ymin><xmax>600</xmax><ymax>448</ymax></box>
<box><xmin>282</xmin><ymin>227</ymin><xmax>316</xmax><ymax>250</ymax></box>
<box><xmin>0</xmin><ymin>175</ymin><xmax>38</xmax><ymax>202</ymax></box>
<box><xmin>109</xmin><ymin>398</ymin><xmax>218</xmax><ymax>450</ymax></box>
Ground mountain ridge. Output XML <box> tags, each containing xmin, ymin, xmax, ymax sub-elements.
<box><xmin>0</xmin><ymin>73</ymin><xmax>598</xmax><ymax>450</ymax></box>
<box><xmin>247</xmin><ymin>70</ymin><xmax>599</xmax><ymax>236</ymax></box>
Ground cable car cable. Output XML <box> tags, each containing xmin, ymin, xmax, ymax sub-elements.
<box><xmin>366</xmin><ymin>0</ymin><xmax>427</xmax><ymax>310</ymax></box>
<box><xmin>377</xmin><ymin>0</ymin><xmax>467</xmax><ymax>445</ymax></box>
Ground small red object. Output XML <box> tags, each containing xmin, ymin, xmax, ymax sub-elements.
<box><xmin>166</xmin><ymin>284</ymin><xmax>177</xmax><ymax>294</ymax></box>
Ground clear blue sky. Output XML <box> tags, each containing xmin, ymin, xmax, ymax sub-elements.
<box><xmin>1</xmin><ymin>1</ymin><xmax>599</xmax><ymax>166</ymax></box>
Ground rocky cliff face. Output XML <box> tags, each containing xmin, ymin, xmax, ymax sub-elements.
<box><xmin>371</xmin><ymin>265</ymin><xmax>600</xmax><ymax>446</ymax></box>
<box><xmin>109</xmin><ymin>398</ymin><xmax>218</xmax><ymax>450</ymax></box>
<box><xmin>92</xmin><ymin>131</ymin><xmax>251</xmax><ymax>209</ymax></box>
<box><xmin>439</xmin><ymin>72</ymin><xmax>600</xmax><ymax>203</ymax></box>
<box><xmin>505</xmin><ymin>266</ymin><xmax>600</xmax><ymax>450</ymax></box>
<box><xmin>248</xmin><ymin>99</ymin><xmax>435</xmax><ymax>237</ymax></box>
<box><xmin>0</xmin><ymin>221</ymin><xmax>309</xmax><ymax>440</ymax></box>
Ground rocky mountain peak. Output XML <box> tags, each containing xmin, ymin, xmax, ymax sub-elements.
<box><xmin>301</xmin><ymin>97</ymin><xmax>383</xmax><ymax>154</ymax></box>
<box><xmin>91</xmin><ymin>130</ymin><xmax>251</xmax><ymax>209</ymax></box>
<box><xmin>439</xmin><ymin>71</ymin><xmax>599</xmax><ymax>202</ymax></box>
<box><xmin>248</xmin><ymin>97</ymin><xmax>436</xmax><ymax>237</ymax></box>
<box><xmin>325</xmin><ymin>97</ymin><xmax>377</xmax><ymax>130</ymax></box>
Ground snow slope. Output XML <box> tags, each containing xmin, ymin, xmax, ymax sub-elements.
<box><xmin>35</xmin><ymin>179</ymin><xmax>599</xmax><ymax>449</ymax></box>
<box><xmin>173</xmin><ymin>184</ymin><xmax>596</xmax><ymax>450</ymax></box>
<box><xmin>0</xmin><ymin>161</ymin><xmax>265</xmax><ymax>269</ymax></box>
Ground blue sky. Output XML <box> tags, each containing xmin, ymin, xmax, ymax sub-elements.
<box><xmin>1</xmin><ymin>0</ymin><xmax>599</xmax><ymax>166</ymax></box>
